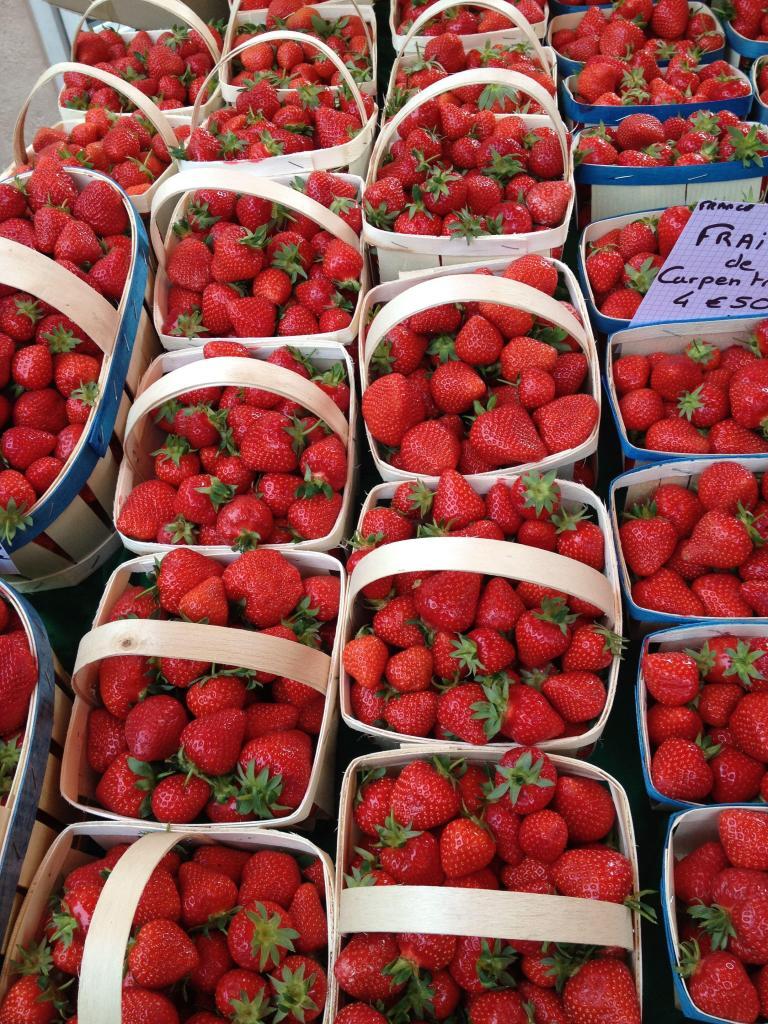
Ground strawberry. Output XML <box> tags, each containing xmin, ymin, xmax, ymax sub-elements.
<box><xmin>619</xmin><ymin>502</ymin><xmax>677</xmax><ymax>577</ymax></box>
<box><xmin>334</xmin><ymin>934</ymin><xmax>404</xmax><ymax>1002</ymax></box>
<box><xmin>363</xmin><ymin>374</ymin><xmax>425</xmax><ymax>447</ymax></box>
<box><xmin>643</xmin><ymin>651</ymin><xmax>700</xmax><ymax>706</ymax></box>
<box><xmin>679</xmin><ymin>944</ymin><xmax>760</xmax><ymax>1023</ymax></box>
<box><xmin>563</xmin><ymin>959</ymin><xmax>640</xmax><ymax>1024</ymax></box>
<box><xmin>651</xmin><ymin>737</ymin><xmax>715</xmax><ymax>801</ymax></box>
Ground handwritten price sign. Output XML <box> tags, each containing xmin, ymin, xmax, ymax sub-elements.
<box><xmin>630</xmin><ymin>200</ymin><xmax>768</xmax><ymax>326</ymax></box>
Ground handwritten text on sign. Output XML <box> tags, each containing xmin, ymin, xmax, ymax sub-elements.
<box><xmin>630</xmin><ymin>201</ymin><xmax>768</xmax><ymax>326</ymax></box>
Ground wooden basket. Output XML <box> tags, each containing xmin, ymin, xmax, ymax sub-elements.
<box><xmin>605</xmin><ymin>316</ymin><xmax>768</xmax><ymax>468</ymax></box>
<box><xmin>0</xmin><ymin>167</ymin><xmax>160</xmax><ymax>591</ymax></box>
<box><xmin>330</xmin><ymin>744</ymin><xmax>642</xmax><ymax>1019</ymax></box>
<box><xmin>64</xmin><ymin>0</ymin><xmax>223</xmax><ymax>121</ymax></box>
<box><xmin>10</xmin><ymin>62</ymin><xmax>181</xmax><ymax>216</ymax></box>
<box><xmin>61</xmin><ymin>549</ymin><xmax>344</xmax><ymax>829</ymax></box>
<box><xmin>340</xmin><ymin>524</ymin><xmax>622</xmax><ymax>753</ymax></box>
<box><xmin>636</xmin><ymin>622</ymin><xmax>768</xmax><ymax>812</ymax></box>
<box><xmin>0</xmin><ymin>821</ymin><xmax>335</xmax><ymax>1022</ymax></box>
<box><xmin>661</xmin><ymin>804</ymin><xmax>762</xmax><ymax>1023</ymax></box>
<box><xmin>390</xmin><ymin>0</ymin><xmax>549</xmax><ymax>50</ymax></box>
<box><xmin>0</xmin><ymin>583</ymin><xmax>73</xmax><ymax>955</ymax></box>
<box><xmin>222</xmin><ymin>0</ymin><xmax>378</xmax><ymax>100</ymax></box>
<box><xmin>610</xmin><ymin>456</ymin><xmax>768</xmax><ymax>628</ymax></box>
<box><xmin>359</xmin><ymin>274</ymin><xmax>600</xmax><ymax>483</ymax></box>
<box><xmin>149</xmin><ymin>167</ymin><xmax>368</xmax><ymax>350</ymax></box>
<box><xmin>180</xmin><ymin>32</ymin><xmax>377</xmax><ymax>177</ymax></box>
<box><xmin>384</xmin><ymin>0</ymin><xmax>556</xmax><ymax>113</ymax></box>
<box><xmin>114</xmin><ymin>343</ymin><xmax>357</xmax><ymax>554</ymax></box>
<box><xmin>363</xmin><ymin>68</ymin><xmax>573</xmax><ymax>282</ymax></box>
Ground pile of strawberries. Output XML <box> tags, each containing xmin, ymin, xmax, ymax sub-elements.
<box><xmin>83</xmin><ymin>547</ymin><xmax>339</xmax><ymax>824</ymax></box>
<box><xmin>344</xmin><ymin>470</ymin><xmax>618</xmax><ymax>744</ymax></box>
<box><xmin>583</xmin><ymin>205</ymin><xmax>692</xmax><ymax>321</ymax></box>
<box><xmin>19</xmin><ymin>110</ymin><xmax>173</xmax><ymax>198</ymax></box>
<box><xmin>718</xmin><ymin>0</ymin><xmax>768</xmax><ymax>40</ymax></box>
<box><xmin>230</xmin><ymin>6</ymin><xmax>373</xmax><ymax>91</ymax></box>
<box><xmin>643</xmin><ymin>633</ymin><xmax>768</xmax><ymax>803</ymax></box>
<box><xmin>552</xmin><ymin>0</ymin><xmax>723</xmax><ymax>65</ymax></box>
<box><xmin>64</xmin><ymin>22</ymin><xmax>222</xmax><ymax>112</ymax></box>
<box><xmin>334</xmin><ymin>752</ymin><xmax>642</xmax><ymax>1024</ymax></box>
<box><xmin>0</xmin><ymin>595</ymin><xmax>36</xmax><ymax>803</ymax></box>
<box><xmin>361</xmin><ymin>257</ymin><xmax>597</xmax><ymax>477</ymax></box>
<box><xmin>117</xmin><ymin>344</ymin><xmax>350</xmax><ymax>547</ymax></box>
<box><xmin>387</xmin><ymin>35</ymin><xmax>555</xmax><ymax>117</ymax></box>
<box><xmin>179</xmin><ymin>78</ymin><xmax>374</xmax><ymax>164</ymax></box>
<box><xmin>0</xmin><ymin>837</ymin><xmax>329</xmax><ymax>1024</ymax></box>
<box><xmin>618</xmin><ymin>460</ymin><xmax>768</xmax><ymax>618</ymax></box>
<box><xmin>577</xmin><ymin>109</ymin><xmax>768</xmax><ymax>167</ymax></box>
<box><xmin>0</xmin><ymin>166</ymin><xmax>134</xmax><ymax>544</ymax></box>
<box><xmin>612</xmin><ymin>326</ymin><xmax>768</xmax><ymax>456</ymax></box>
<box><xmin>394</xmin><ymin>0</ymin><xmax>546</xmax><ymax>36</ymax></box>
<box><xmin>571</xmin><ymin>55</ymin><xmax>749</xmax><ymax>107</ymax></box>
<box><xmin>160</xmin><ymin>174</ymin><xmax>363</xmax><ymax>342</ymax></box>
<box><xmin>671</xmin><ymin>808</ymin><xmax>768</xmax><ymax>1022</ymax></box>
<box><xmin>364</xmin><ymin>101</ymin><xmax>573</xmax><ymax>239</ymax></box>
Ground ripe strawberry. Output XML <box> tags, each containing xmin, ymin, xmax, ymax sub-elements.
<box><xmin>563</xmin><ymin>959</ymin><xmax>640</xmax><ymax>1024</ymax></box>
<box><xmin>651</xmin><ymin>737</ymin><xmax>715</xmax><ymax>801</ymax></box>
<box><xmin>643</xmin><ymin>651</ymin><xmax>700</xmax><ymax>706</ymax></box>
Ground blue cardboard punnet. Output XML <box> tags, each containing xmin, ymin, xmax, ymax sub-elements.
<box><xmin>610</xmin><ymin>457</ymin><xmax>768</xmax><ymax>625</ymax></box>
<box><xmin>561</xmin><ymin>71</ymin><xmax>753</xmax><ymax>125</ymax></box>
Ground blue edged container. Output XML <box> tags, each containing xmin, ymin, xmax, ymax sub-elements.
<box><xmin>636</xmin><ymin>622</ymin><xmax>768</xmax><ymax>811</ymax></box>
<box><xmin>574</xmin><ymin>127</ymin><xmax>767</xmax><ymax>220</ymax></box>
<box><xmin>753</xmin><ymin>56</ymin><xmax>768</xmax><ymax>123</ymax></box>
<box><xmin>548</xmin><ymin>3</ymin><xmax>726</xmax><ymax>77</ymax></box>
<box><xmin>560</xmin><ymin>67</ymin><xmax>754</xmax><ymax>125</ymax></box>
<box><xmin>609</xmin><ymin>457</ymin><xmax>768</xmax><ymax>627</ymax></box>
<box><xmin>724</xmin><ymin>18</ymin><xmax>768</xmax><ymax>70</ymax></box>
<box><xmin>661</xmin><ymin>804</ymin><xmax>766</xmax><ymax>1022</ymax></box>
<box><xmin>605</xmin><ymin>316</ymin><xmax>768</xmax><ymax>467</ymax></box>
<box><xmin>0</xmin><ymin>167</ymin><xmax>158</xmax><ymax>591</ymax></box>
<box><xmin>0</xmin><ymin>581</ymin><xmax>72</xmax><ymax>949</ymax></box>
<box><xmin>576</xmin><ymin>206</ymin><xmax>667</xmax><ymax>335</ymax></box>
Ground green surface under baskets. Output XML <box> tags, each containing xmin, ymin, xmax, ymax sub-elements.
<box><xmin>25</xmin><ymin>6</ymin><xmax>686</xmax><ymax>1020</ymax></box>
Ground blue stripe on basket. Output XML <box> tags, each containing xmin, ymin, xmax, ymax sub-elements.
<box><xmin>0</xmin><ymin>587</ymin><xmax>56</xmax><ymax>942</ymax></box>
<box><xmin>575</xmin><ymin>156</ymin><xmax>766</xmax><ymax>186</ymax></box>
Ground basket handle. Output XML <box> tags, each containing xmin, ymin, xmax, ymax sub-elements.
<box><xmin>363</xmin><ymin>276</ymin><xmax>588</xmax><ymax>372</ymax></box>
<box><xmin>13</xmin><ymin>61</ymin><xmax>179</xmax><ymax>167</ymax></box>
<box><xmin>338</xmin><ymin>885</ymin><xmax>634</xmax><ymax>949</ymax></box>
<box><xmin>0</xmin><ymin>237</ymin><xmax>119</xmax><ymax>356</ymax></box>
<box><xmin>190</xmin><ymin>30</ymin><xmax>369</xmax><ymax>130</ymax></box>
<box><xmin>225</xmin><ymin>0</ymin><xmax>375</xmax><ymax>83</ymax></box>
<box><xmin>72</xmin><ymin>618</ymin><xmax>332</xmax><ymax>697</ymax></box>
<box><xmin>395</xmin><ymin>0</ymin><xmax>548</xmax><ymax>70</ymax></box>
<box><xmin>78</xmin><ymin>831</ymin><xmax>192</xmax><ymax>1024</ymax></box>
<box><xmin>369</xmin><ymin>67</ymin><xmax>567</xmax><ymax>182</ymax></box>
<box><xmin>71</xmin><ymin>0</ymin><xmax>221</xmax><ymax>62</ymax></box>
<box><xmin>347</xmin><ymin>537</ymin><xmax>615</xmax><ymax>621</ymax></box>
<box><xmin>149</xmin><ymin>167</ymin><xmax>360</xmax><ymax>268</ymax></box>
<box><xmin>124</xmin><ymin>355</ymin><xmax>349</xmax><ymax>447</ymax></box>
